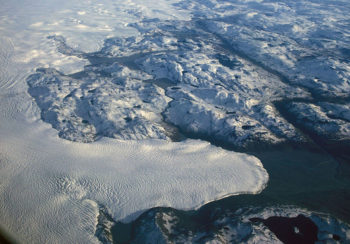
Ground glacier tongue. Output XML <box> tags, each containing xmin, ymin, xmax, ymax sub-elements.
<box><xmin>0</xmin><ymin>97</ymin><xmax>268</xmax><ymax>242</ymax></box>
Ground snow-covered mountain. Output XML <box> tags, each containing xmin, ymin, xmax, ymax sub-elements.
<box><xmin>0</xmin><ymin>0</ymin><xmax>349</xmax><ymax>243</ymax></box>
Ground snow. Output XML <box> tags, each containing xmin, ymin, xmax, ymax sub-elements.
<box><xmin>27</xmin><ymin>18</ymin><xmax>308</xmax><ymax>147</ymax></box>
<box><xmin>0</xmin><ymin>0</ymin><xmax>268</xmax><ymax>243</ymax></box>
<box><xmin>1</xmin><ymin>0</ymin><xmax>350</xmax><ymax>242</ymax></box>
<box><xmin>27</xmin><ymin>66</ymin><xmax>170</xmax><ymax>142</ymax></box>
<box><xmin>287</xmin><ymin>102</ymin><xmax>350</xmax><ymax>140</ymax></box>
<box><xmin>188</xmin><ymin>0</ymin><xmax>350</xmax><ymax>97</ymax></box>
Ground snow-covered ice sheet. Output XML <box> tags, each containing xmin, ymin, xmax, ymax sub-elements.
<box><xmin>0</xmin><ymin>0</ymin><xmax>268</xmax><ymax>243</ymax></box>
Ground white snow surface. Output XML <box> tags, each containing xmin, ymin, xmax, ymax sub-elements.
<box><xmin>0</xmin><ymin>0</ymin><xmax>268</xmax><ymax>243</ymax></box>
<box><xmin>287</xmin><ymin>102</ymin><xmax>350</xmax><ymax>140</ymax></box>
<box><xmin>180</xmin><ymin>0</ymin><xmax>350</xmax><ymax>97</ymax></box>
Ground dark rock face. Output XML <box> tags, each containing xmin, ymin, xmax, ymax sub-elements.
<box><xmin>250</xmin><ymin>214</ymin><xmax>318</xmax><ymax>244</ymax></box>
<box><xmin>333</xmin><ymin>234</ymin><xmax>341</xmax><ymax>241</ymax></box>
